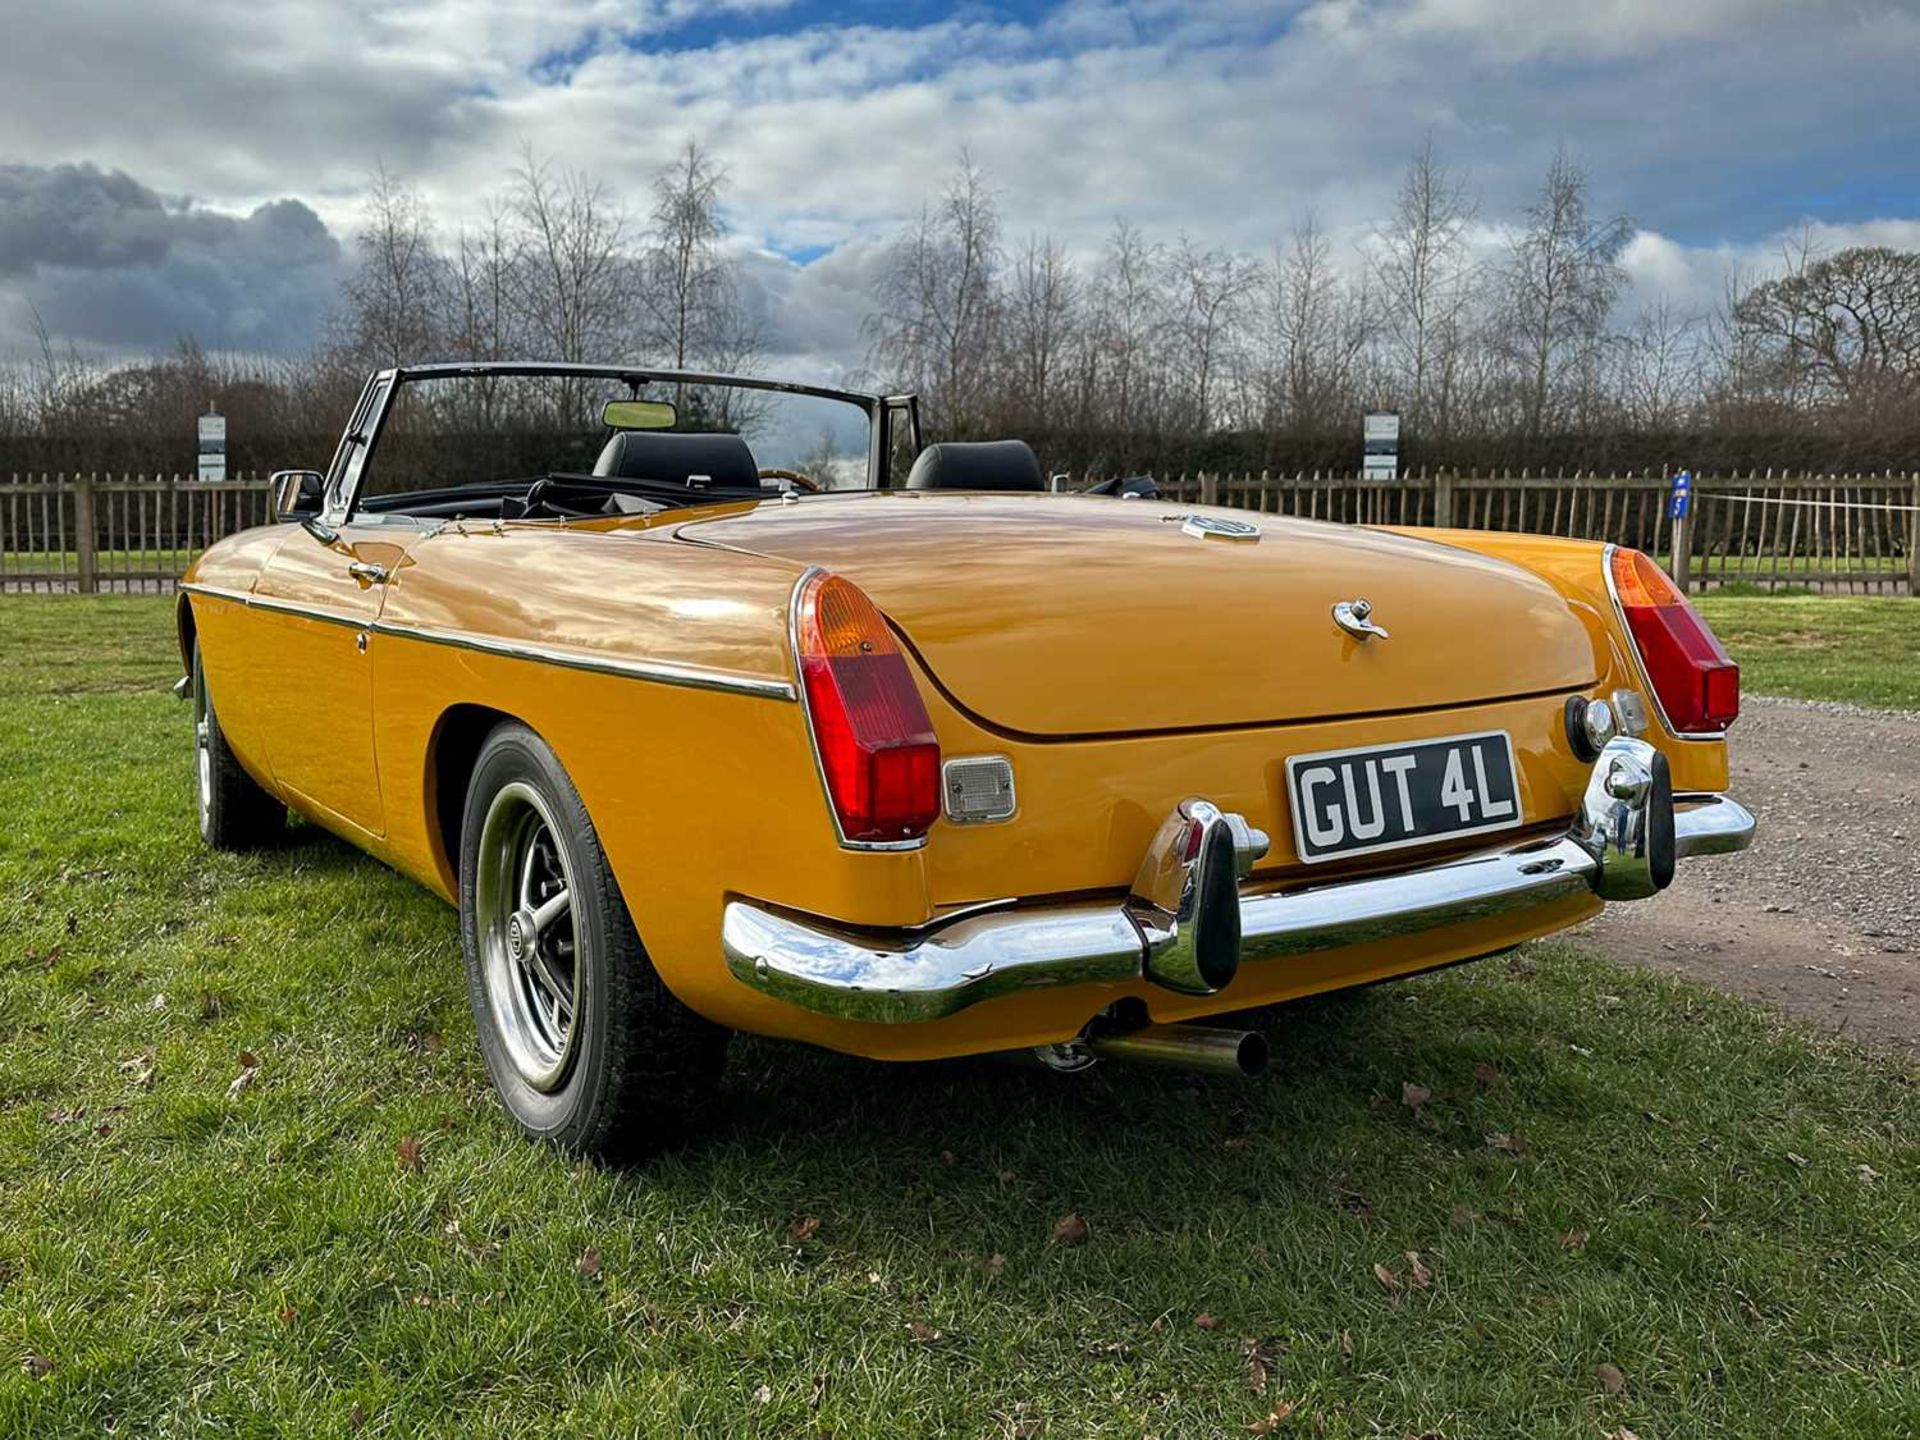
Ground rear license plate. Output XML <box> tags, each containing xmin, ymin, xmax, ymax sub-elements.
<box><xmin>1285</xmin><ymin>731</ymin><xmax>1522</xmax><ymax>864</ymax></box>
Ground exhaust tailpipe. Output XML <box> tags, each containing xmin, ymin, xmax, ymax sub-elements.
<box><xmin>1086</xmin><ymin>1022</ymin><xmax>1269</xmax><ymax>1078</ymax></box>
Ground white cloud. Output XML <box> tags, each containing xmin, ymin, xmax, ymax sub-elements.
<box><xmin>0</xmin><ymin>0</ymin><xmax>1914</xmax><ymax>364</ymax></box>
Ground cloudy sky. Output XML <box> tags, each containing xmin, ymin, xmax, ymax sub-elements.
<box><xmin>1</xmin><ymin>0</ymin><xmax>1916</xmax><ymax>379</ymax></box>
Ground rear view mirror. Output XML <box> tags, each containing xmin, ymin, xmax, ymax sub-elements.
<box><xmin>272</xmin><ymin>469</ymin><xmax>325</xmax><ymax>520</ymax></box>
<box><xmin>601</xmin><ymin>399</ymin><xmax>678</xmax><ymax>431</ymax></box>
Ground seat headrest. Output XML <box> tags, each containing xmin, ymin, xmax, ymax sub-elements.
<box><xmin>903</xmin><ymin>440</ymin><xmax>1045</xmax><ymax>492</ymax></box>
<box><xmin>592</xmin><ymin>430</ymin><xmax>758</xmax><ymax>489</ymax></box>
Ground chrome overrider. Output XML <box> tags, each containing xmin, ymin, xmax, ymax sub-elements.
<box><xmin>720</xmin><ymin>736</ymin><xmax>1754</xmax><ymax>1026</ymax></box>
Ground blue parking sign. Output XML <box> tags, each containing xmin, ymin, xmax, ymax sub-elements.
<box><xmin>1668</xmin><ymin>470</ymin><xmax>1692</xmax><ymax>520</ymax></box>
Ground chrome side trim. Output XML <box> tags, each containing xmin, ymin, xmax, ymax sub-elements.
<box><xmin>723</xmin><ymin>781</ymin><xmax>1756</xmax><ymax>1025</ymax></box>
<box><xmin>181</xmin><ymin>581</ymin><xmax>796</xmax><ymax>700</ymax></box>
<box><xmin>366</xmin><ymin>621</ymin><xmax>797</xmax><ymax>700</ymax></box>
<box><xmin>181</xmin><ymin>581</ymin><xmax>364</xmax><ymax>629</ymax></box>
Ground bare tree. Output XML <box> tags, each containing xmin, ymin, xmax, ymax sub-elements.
<box><xmin>1003</xmin><ymin>231</ymin><xmax>1078</xmax><ymax>431</ymax></box>
<box><xmin>508</xmin><ymin>145</ymin><xmax>637</xmax><ymax>379</ymax></box>
<box><xmin>643</xmin><ymin>140</ymin><xmax>750</xmax><ymax>370</ymax></box>
<box><xmin>336</xmin><ymin>164</ymin><xmax>444</xmax><ymax>368</ymax></box>
<box><xmin>1497</xmin><ymin>146</ymin><xmax>1630</xmax><ymax>437</ymax></box>
<box><xmin>1732</xmin><ymin>245</ymin><xmax>1920</xmax><ymax>418</ymax></box>
<box><xmin>1085</xmin><ymin>221</ymin><xmax>1167</xmax><ymax>451</ymax></box>
<box><xmin>866</xmin><ymin>150</ymin><xmax>1002</xmax><ymax>434</ymax></box>
<box><xmin>443</xmin><ymin>201</ymin><xmax>520</xmax><ymax>363</ymax></box>
<box><xmin>1166</xmin><ymin>234</ymin><xmax>1258</xmax><ymax>433</ymax></box>
<box><xmin>1610</xmin><ymin>295</ymin><xmax>1703</xmax><ymax>431</ymax></box>
<box><xmin>1373</xmin><ymin>137</ymin><xmax>1478</xmax><ymax>440</ymax></box>
<box><xmin>1270</xmin><ymin>215</ymin><xmax>1371</xmax><ymax>438</ymax></box>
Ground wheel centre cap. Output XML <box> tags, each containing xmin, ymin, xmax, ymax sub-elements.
<box><xmin>506</xmin><ymin>910</ymin><xmax>533</xmax><ymax>961</ymax></box>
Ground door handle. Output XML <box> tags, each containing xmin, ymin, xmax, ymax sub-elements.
<box><xmin>347</xmin><ymin>560</ymin><xmax>390</xmax><ymax>587</ymax></box>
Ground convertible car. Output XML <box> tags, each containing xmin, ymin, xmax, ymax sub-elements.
<box><xmin>178</xmin><ymin>362</ymin><xmax>1754</xmax><ymax>1160</ymax></box>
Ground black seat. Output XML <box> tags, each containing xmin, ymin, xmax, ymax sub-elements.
<box><xmin>592</xmin><ymin>430</ymin><xmax>759</xmax><ymax>489</ymax></box>
<box><xmin>903</xmin><ymin>440</ymin><xmax>1045</xmax><ymax>492</ymax></box>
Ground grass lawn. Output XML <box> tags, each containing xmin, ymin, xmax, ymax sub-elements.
<box><xmin>2</xmin><ymin>597</ymin><xmax>1916</xmax><ymax>1438</ymax></box>
<box><xmin>1694</xmin><ymin>593</ymin><xmax>1920</xmax><ymax>710</ymax></box>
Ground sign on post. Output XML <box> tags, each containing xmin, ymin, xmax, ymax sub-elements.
<box><xmin>1668</xmin><ymin>470</ymin><xmax>1694</xmax><ymax>593</ymax></box>
<box><xmin>197</xmin><ymin>411</ymin><xmax>226</xmax><ymax>483</ymax></box>
<box><xmin>1362</xmin><ymin>410</ymin><xmax>1400</xmax><ymax>481</ymax></box>
<box><xmin>1667</xmin><ymin>469</ymin><xmax>1692</xmax><ymax>520</ymax></box>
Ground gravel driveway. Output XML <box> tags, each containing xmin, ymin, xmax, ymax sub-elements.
<box><xmin>1587</xmin><ymin>696</ymin><xmax>1920</xmax><ymax>1054</ymax></box>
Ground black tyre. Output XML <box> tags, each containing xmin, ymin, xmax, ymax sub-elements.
<box><xmin>192</xmin><ymin>639</ymin><xmax>285</xmax><ymax>850</ymax></box>
<box><xmin>458</xmin><ymin>721</ymin><xmax>728</xmax><ymax>1162</ymax></box>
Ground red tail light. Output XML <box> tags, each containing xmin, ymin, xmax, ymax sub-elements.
<box><xmin>1608</xmin><ymin>548</ymin><xmax>1739</xmax><ymax>734</ymax></box>
<box><xmin>794</xmin><ymin>571</ymin><xmax>941</xmax><ymax>844</ymax></box>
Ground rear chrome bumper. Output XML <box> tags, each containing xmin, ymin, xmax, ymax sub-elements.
<box><xmin>723</xmin><ymin>738</ymin><xmax>1755</xmax><ymax>1025</ymax></box>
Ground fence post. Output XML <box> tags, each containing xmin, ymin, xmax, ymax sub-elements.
<box><xmin>1432</xmin><ymin>473</ymin><xmax>1454</xmax><ymax>529</ymax></box>
<box><xmin>73</xmin><ymin>474</ymin><xmax>98</xmax><ymax>595</ymax></box>
<box><xmin>1200</xmin><ymin>471</ymin><xmax>1218</xmax><ymax>508</ymax></box>
<box><xmin>1909</xmin><ymin>474</ymin><xmax>1919</xmax><ymax>598</ymax></box>
<box><xmin>1670</xmin><ymin>503</ymin><xmax>1692</xmax><ymax>594</ymax></box>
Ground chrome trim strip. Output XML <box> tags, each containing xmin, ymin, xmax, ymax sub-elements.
<box><xmin>181</xmin><ymin>581</ymin><xmax>365</xmax><ymax>629</ymax></box>
<box><xmin>723</xmin><ymin>785</ymin><xmax>1756</xmax><ymax>1024</ymax></box>
<box><xmin>181</xmin><ymin>581</ymin><xmax>796</xmax><ymax>700</ymax></box>
<box><xmin>367</xmin><ymin>621</ymin><xmax>796</xmax><ymax>700</ymax></box>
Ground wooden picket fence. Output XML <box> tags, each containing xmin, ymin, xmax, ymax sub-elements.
<box><xmin>2</xmin><ymin>469</ymin><xmax>1916</xmax><ymax>595</ymax></box>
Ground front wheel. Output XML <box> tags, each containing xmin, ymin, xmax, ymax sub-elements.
<box><xmin>459</xmin><ymin>722</ymin><xmax>728</xmax><ymax>1162</ymax></box>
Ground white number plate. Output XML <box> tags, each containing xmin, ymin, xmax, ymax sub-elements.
<box><xmin>1285</xmin><ymin>730</ymin><xmax>1523</xmax><ymax>864</ymax></box>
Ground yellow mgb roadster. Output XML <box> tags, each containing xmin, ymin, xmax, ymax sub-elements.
<box><xmin>178</xmin><ymin>362</ymin><xmax>1753</xmax><ymax>1160</ymax></box>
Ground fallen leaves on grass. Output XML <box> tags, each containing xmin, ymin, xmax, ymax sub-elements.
<box><xmin>225</xmin><ymin>1053</ymin><xmax>260</xmax><ymax>1101</ymax></box>
<box><xmin>788</xmin><ymin>1215</ymin><xmax>821</xmax><ymax>1243</ymax></box>
<box><xmin>751</xmin><ymin>1383</ymin><xmax>772</xmax><ymax>1405</ymax></box>
<box><xmin>906</xmin><ymin>1320</ymin><xmax>943</xmax><ymax>1343</ymax></box>
<box><xmin>1596</xmin><ymin>1362</ymin><xmax>1627</xmax><ymax>1395</ymax></box>
<box><xmin>20</xmin><ymin>1353</ymin><xmax>54</xmax><ymax>1378</ymax></box>
<box><xmin>576</xmin><ymin>1247</ymin><xmax>602</xmax><ymax>1281</ymax></box>
<box><xmin>278</xmin><ymin>1303</ymin><xmax>297</xmax><ymax>1327</ymax></box>
<box><xmin>808</xmin><ymin>1373</ymin><xmax>827</xmax><ymax>1411</ymax></box>
<box><xmin>1246</xmin><ymin>1398</ymin><xmax>1297</xmax><ymax>1433</ymax></box>
<box><xmin>1858</xmin><ymin>1164</ymin><xmax>1882</xmax><ymax>1183</ymax></box>
<box><xmin>976</xmin><ymin>1252</ymin><xmax>1006</xmax><ymax>1278</ymax></box>
<box><xmin>1403</xmin><ymin>1251</ymin><xmax>1432</xmax><ymax>1289</ymax></box>
<box><xmin>1612</xmin><ymin>1429</ymin><xmax>1643</xmax><ymax>1440</ymax></box>
<box><xmin>1241</xmin><ymin>1336</ymin><xmax>1280</xmax><ymax>1393</ymax></box>
<box><xmin>1472</xmin><ymin>1061</ymin><xmax>1505</xmax><ymax>1088</ymax></box>
<box><xmin>1401</xmin><ymin>1082</ymin><xmax>1433</xmax><ymax>1110</ymax></box>
<box><xmin>1559</xmin><ymin>1228</ymin><xmax>1590</xmax><ymax>1250</ymax></box>
<box><xmin>395</xmin><ymin>1135</ymin><xmax>424</xmax><ymax>1173</ymax></box>
<box><xmin>1486</xmin><ymin>1131</ymin><xmax>1527</xmax><ymax>1154</ymax></box>
<box><xmin>1049</xmin><ymin>1213</ymin><xmax>1089</xmax><ymax>1247</ymax></box>
<box><xmin>1195</xmin><ymin>1312</ymin><xmax>1220</xmax><ymax>1331</ymax></box>
<box><xmin>117</xmin><ymin>1050</ymin><xmax>155</xmax><ymax>1089</ymax></box>
<box><xmin>1372</xmin><ymin>1262</ymin><xmax>1399</xmax><ymax>1292</ymax></box>
<box><xmin>347</xmin><ymin>1404</ymin><xmax>367</xmax><ymax>1431</ymax></box>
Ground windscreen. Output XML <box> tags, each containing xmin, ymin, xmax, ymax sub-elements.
<box><xmin>354</xmin><ymin>372</ymin><xmax>876</xmax><ymax>506</ymax></box>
